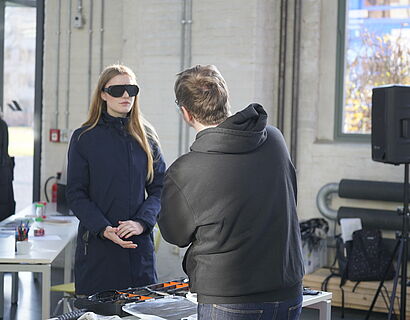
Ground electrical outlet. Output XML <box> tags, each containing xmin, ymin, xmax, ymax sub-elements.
<box><xmin>61</xmin><ymin>129</ymin><xmax>73</xmax><ymax>143</ymax></box>
<box><xmin>60</xmin><ymin>129</ymin><xmax>70</xmax><ymax>143</ymax></box>
<box><xmin>73</xmin><ymin>15</ymin><xmax>83</xmax><ymax>29</ymax></box>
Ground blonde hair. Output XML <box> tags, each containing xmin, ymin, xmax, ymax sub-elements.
<box><xmin>81</xmin><ymin>64</ymin><xmax>159</xmax><ymax>183</ymax></box>
<box><xmin>174</xmin><ymin>65</ymin><xmax>230</xmax><ymax>125</ymax></box>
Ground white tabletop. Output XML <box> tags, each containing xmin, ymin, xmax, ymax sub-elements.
<box><xmin>302</xmin><ymin>291</ymin><xmax>332</xmax><ymax>306</ymax></box>
<box><xmin>117</xmin><ymin>292</ymin><xmax>334</xmax><ymax>320</ymax></box>
<box><xmin>0</xmin><ymin>204</ymin><xmax>78</xmax><ymax>264</ymax></box>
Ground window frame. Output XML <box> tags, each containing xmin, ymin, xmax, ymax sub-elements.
<box><xmin>334</xmin><ymin>0</ymin><xmax>371</xmax><ymax>142</ymax></box>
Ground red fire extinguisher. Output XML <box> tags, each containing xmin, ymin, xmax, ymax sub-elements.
<box><xmin>51</xmin><ymin>172</ymin><xmax>61</xmax><ymax>203</ymax></box>
<box><xmin>51</xmin><ymin>182</ymin><xmax>58</xmax><ymax>203</ymax></box>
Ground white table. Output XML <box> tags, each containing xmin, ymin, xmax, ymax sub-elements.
<box><xmin>302</xmin><ymin>291</ymin><xmax>333</xmax><ymax>320</ymax></box>
<box><xmin>0</xmin><ymin>204</ymin><xmax>78</xmax><ymax>320</ymax></box>
<box><xmin>118</xmin><ymin>291</ymin><xmax>333</xmax><ymax>320</ymax></box>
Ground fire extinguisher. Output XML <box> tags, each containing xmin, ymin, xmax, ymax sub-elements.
<box><xmin>51</xmin><ymin>181</ymin><xmax>58</xmax><ymax>203</ymax></box>
<box><xmin>51</xmin><ymin>172</ymin><xmax>61</xmax><ymax>203</ymax></box>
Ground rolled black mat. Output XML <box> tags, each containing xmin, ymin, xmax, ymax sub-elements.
<box><xmin>339</xmin><ymin>179</ymin><xmax>409</xmax><ymax>202</ymax></box>
<box><xmin>337</xmin><ymin>206</ymin><xmax>408</xmax><ymax>231</ymax></box>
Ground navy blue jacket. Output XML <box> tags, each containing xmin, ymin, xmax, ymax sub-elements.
<box><xmin>66</xmin><ymin>112</ymin><xmax>165</xmax><ymax>295</ymax></box>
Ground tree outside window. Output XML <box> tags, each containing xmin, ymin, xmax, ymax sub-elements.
<box><xmin>340</xmin><ymin>0</ymin><xmax>410</xmax><ymax>136</ymax></box>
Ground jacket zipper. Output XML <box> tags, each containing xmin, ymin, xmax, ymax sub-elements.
<box><xmin>83</xmin><ymin>230</ymin><xmax>89</xmax><ymax>255</ymax></box>
<box><xmin>128</xmin><ymin>139</ymin><xmax>133</xmax><ymax>219</ymax></box>
<box><xmin>120</xmin><ymin>119</ymin><xmax>132</xmax><ymax>218</ymax></box>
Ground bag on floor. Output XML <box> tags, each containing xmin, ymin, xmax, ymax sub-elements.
<box><xmin>344</xmin><ymin>229</ymin><xmax>395</xmax><ymax>282</ymax></box>
<box><xmin>322</xmin><ymin>229</ymin><xmax>395</xmax><ymax>318</ymax></box>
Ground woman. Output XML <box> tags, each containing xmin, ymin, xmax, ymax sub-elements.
<box><xmin>66</xmin><ymin>64</ymin><xmax>165</xmax><ymax>295</ymax></box>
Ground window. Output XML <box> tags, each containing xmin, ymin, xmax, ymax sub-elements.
<box><xmin>336</xmin><ymin>0</ymin><xmax>410</xmax><ymax>139</ymax></box>
<box><xmin>2</xmin><ymin>2</ymin><xmax>37</xmax><ymax>212</ymax></box>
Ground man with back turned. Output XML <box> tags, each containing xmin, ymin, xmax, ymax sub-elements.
<box><xmin>158</xmin><ymin>64</ymin><xmax>305</xmax><ymax>320</ymax></box>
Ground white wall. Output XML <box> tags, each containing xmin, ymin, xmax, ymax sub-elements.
<box><xmin>41</xmin><ymin>0</ymin><xmax>404</xmax><ymax>278</ymax></box>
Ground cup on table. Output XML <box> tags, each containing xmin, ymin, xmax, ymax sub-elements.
<box><xmin>16</xmin><ymin>241</ymin><xmax>32</xmax><ymax>255</ymax></box>
<box><xmin>15</xmin><ymin>224</ymin><xmax>30</xmax><ymax>252</ymax></box>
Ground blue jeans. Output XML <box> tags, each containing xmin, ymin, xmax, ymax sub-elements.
<box><xmin>197</xmin><ymin>295</ymin><xmax>303</xmax><ymax>320</ymax></box>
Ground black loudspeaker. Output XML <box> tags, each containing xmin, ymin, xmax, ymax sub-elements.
<box><xmin>372</xmin><ymin>85</ymin><xmax>410</xmax><ymax>164</ymax></box>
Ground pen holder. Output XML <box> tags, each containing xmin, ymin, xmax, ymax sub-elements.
<box><xmin>15</xmin><ymin>225</ymin><xmax>30</xmax><ymax>252</ymax></box>
<box><xmin>16</xmin><ymin>240</ymin><xmax>32</xmax><ymax>255</ymax></box>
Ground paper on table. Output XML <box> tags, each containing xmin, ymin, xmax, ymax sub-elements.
<box><xmin>30</xmin><ymin>235</ymin><xmax>62</xmax><ymax>241</ymax></box>
<box><xmin>45</xmin><ymin>216</ymin><xmax>72</xmax><ymax>221</ymax></box>
<box><xmin>0</xmin><ymin>233</ymin><xmax>13</xmax><ymax>238</ymax></box>
<box><xmin>43</xmin><ymin>217</ymin><xmax>72</xmax><ymax>224</ymax></box>
<box><xmin>24</xmin><ymin>216</ymin><xmax>72</xmax><ymax>224</ymax></box>
<box><xmin>340</xmin><ymin>218</ymin><xmax>362</xmax><ymax>242</ymax></box>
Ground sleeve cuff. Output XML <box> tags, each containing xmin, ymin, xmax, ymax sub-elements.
<box><xmin>135</xmin><ymin>219</ymin><xmax>147</xmax><ymax>232</ymax></box>
<box><xmin>97</xmin><ymin>226</ymin><xmax>108</xmax><ymax>239</ymax></box>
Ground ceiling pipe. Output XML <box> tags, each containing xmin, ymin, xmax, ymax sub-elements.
<box><xmin>99</xmin><ymin>0</ymin><xmax>104</xmax><ymax>73</ymax></box>
<box><xmin>54</xmin><ymin>0</ymin><xmax>61</xmax><ymax>128</ymax></box>
<box><xmin>290</xmin><ymin>0</ymin><xmax>302</xmax><ymax>165</ymax></box>
<box><xmin>178</xmin><ymin>0</ymin><xmax>192</xmax><ymax>156</ymax></box>
<box><xmin>276</xmin><ymin>0</ymin><xmax>288</xmax><ymax>133</ymax></box>
<box><xmin>64</xmin><ymin>0</ymin><xmax>73</xmax><ymax>130</ymax></box>
<box><xmin>87</xmin><ymin>0</ymin><xmax>93</xmax><ymax>108</ymax></box>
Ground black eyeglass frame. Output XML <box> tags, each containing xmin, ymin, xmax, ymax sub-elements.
<box><xmin>102</xmin><ymin>84</ymin><xmax>140</xmax><ymax>98</ymax></box>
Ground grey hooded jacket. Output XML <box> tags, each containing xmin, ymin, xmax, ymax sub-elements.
<box><xmin>158</xmin><ymin>103</ymin><xmax>304</xmax><ymax>303</ymax></box>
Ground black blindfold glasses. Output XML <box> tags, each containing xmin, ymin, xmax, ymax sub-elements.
<box><xmin>102</xmin><ymin>84</ymin><xmax>139</xmax><ymax>98</ymax></box>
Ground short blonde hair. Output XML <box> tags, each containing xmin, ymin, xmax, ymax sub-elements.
<box><xmin>174</xmin><ymin>65</ymin><xmax>230</xmax><ymax>125</ymax></box>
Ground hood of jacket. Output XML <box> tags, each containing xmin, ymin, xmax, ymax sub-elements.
<box><xmin>190</xmin><ymin>103</ymin><xmax>268</xmax><ymax>154</ymax></box>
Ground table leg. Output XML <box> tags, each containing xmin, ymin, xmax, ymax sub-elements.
<box><xmin>11</xmin><ymin>272</ymin><xmax>18</xmax><ymax>304</ymax></box>
<box><xmin>41</xmin><ymin>265</ymin><xmax>51</xmax><ymax>320</ymax></box>
<box><xmin>305</xmin><ymin>299</ymin><xmax>332</xmax><ymax>320</ymax></box>
<box><xmin>63</xmin><ymin>238</ymin><xmax>74</xmax><ymax>313</ymax></box>
<box><xmin>317</xmin><ymin>300</ymin><xmax>331</xmax><ymax>320</ymax></box>
<box><xmin>64</xmin><ymin>238</ymin><xmax>73</xmax><ymax>284</ymax></box>
<box><xmin>0</xmin><ymin>272</ymin><xmax>4</xmax><ymax>318</ymax></box>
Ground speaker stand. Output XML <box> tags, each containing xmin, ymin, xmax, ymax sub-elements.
<box><xmin>365</xmin><ymin>163</ymin><xmax>409</xmax><ymax>320</ymax></box>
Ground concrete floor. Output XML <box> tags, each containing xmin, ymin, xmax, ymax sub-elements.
<box><xmin>2</xmin><ymin>271</ymin><xmax>60</xmax><ymax>320</ymax></box>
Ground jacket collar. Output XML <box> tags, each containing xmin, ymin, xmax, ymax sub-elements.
<box><xmin>99</xmin><ymin>110</ymin><xmax>129</xmax><ymax>128</ymax></box>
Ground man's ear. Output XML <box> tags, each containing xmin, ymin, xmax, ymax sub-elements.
<box><xmin>180</xmin><ymin>106</ymin><xmax>194</xmax><ymax>126</ymax></box>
